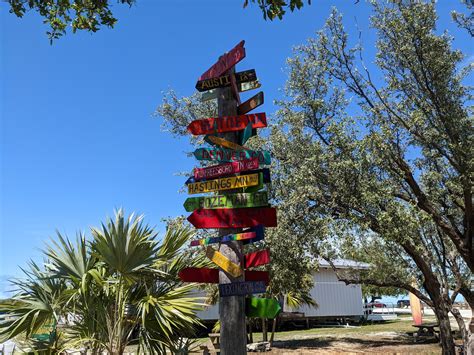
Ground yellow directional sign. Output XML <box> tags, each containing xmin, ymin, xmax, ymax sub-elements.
<box><xmin>187</xmin><ymin>172</ymin><xmax>260</xmax><ymax>195</ymax></box>
<box><xmin>206</xmin><ymin>246</ymin><xmax>243</xmax><ymax>277</ymax></box>
<box><xmin>206</xmin><ymin>135</ymin><xmax>249</xmax><ymax>151</ymax></box>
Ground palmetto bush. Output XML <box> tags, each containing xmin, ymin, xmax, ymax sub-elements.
<box><xmin>0</xmin><ymin>209</ymin><xmax>204</xmax><ymax>354</ymax></box>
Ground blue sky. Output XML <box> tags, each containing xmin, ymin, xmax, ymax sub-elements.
<box><xmin>0</xmin><ymin>1</ymin><xmax>471</xmax><ymax>296</ymax></box>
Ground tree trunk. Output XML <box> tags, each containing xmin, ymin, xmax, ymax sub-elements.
<box><xmin>262</xmin><ymin>318</ymin><xmax>268</xmax><ymax>341</ymax></box>
<box><xmin>270</xmin><ymin>317</ymin><xmax>277</xmax><ymax>346</ymax></box>
<box><xmin>434</xmin><ymin>305</ymin><xmax>456</xmax><ymax>355</ymax></box>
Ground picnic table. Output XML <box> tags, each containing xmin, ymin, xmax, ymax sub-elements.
<box><xmin>412</xmin><ymin>323</ymin><xmax>439</xmax><ymax>340</ymax></box>
<box><xmin>200</xmin><ymin>333</ymin><xmax>220</xmax><ymax>355</ymax></box>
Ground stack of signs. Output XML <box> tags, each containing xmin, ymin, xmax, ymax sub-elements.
<box><xmin>178</xmin><ymin>40</ymin><xmax>279</xmax><ymax>319</ymax></box>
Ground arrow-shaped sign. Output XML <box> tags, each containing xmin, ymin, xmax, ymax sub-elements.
<box><xmin>205</xmin><ymin>135</ymin><xmax>249</xmax><ymax>151</ymax></box>
<box><xmin>219</xmin><ymin>281</ymin><xmax>267</xmax><ymax>297</ymax></box>
<box><xmin>187</xmin><ymin>207</ymin><xmax>277</xmax><ymax>229</ymax></box>
<box><xmin>198</xmin><ymin>40</ymin><xmax>246</xmax><ymax>81</ymax></box>
<box><xmin>245</xmin><ymin>249</ymin><xmax>271</xmax><ymax>268</ymax></box>
<box><xmin>187</xmin><ymin>173</ymin><xmax>261</xmax><ymax>195</ymax></box>
<box><xmin>246</xmin><ymin>297</ymin><xmax>282</xmax><ymax>319</ymax></box>
<box><xmin>196</xmin><ymin>69</ymin><xmax>257</xmax><ymax>92</ymax></box>
<box><xmin>178</xmin><ymin>268</ymin><xmax>269</xmax><ymax>284</ymax></box>
<box><xmin>201</xmin><ymin>81</ymin><xmax>262</xmax><ymax>102</ymax></box>
<box><xmin>189</xmin><ymin>225</ymin><xmax>264</xmax><ymax>246</ymax></box>
<box><xmin>184</xmin><ymin>191</ymin><xmax>269</xmax><ymax>212</ymax></box>
<box><xmin>187</xmin><ymin>113</ymin><xmax>267</xmax><ymax>136</ymax></box>
<box><xmin>194</xmin><ymin>158</ymin><xmax>259</xmax><ymax>180</ymax></box>
<box><xmin>194</xmin><ymin>147</ymin><xmax>271</xmax><ymax>165</ymax></box>
<box><xmin>206</xmin><ymin>246</ymin><xmax>243</xmax><ymax>278</ymax></box>
<box><xmin>238</xmin><ymin>92</ymin><xmax>264</xmax><ymax>115</ymax></box>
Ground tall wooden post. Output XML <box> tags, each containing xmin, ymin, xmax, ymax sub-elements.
<box><xmin>217</xmin><ymin>76</ymin><xmax>247</xmax><ymax>354</ymax></box>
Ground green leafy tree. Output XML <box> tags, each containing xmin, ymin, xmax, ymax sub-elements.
<box><xmin>0</xmin><ymin>209</ymin><xmax>204</xmax><ymax>354</ymax></box>
<box><xmin>268</xmin><ymin>1</ymin><xmax>473</xmax><ymax>353</ymax></box>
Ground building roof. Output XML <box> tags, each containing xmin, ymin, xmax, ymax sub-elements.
<box><xmin>318</xmin><ymin>258</ymin><xmax>371</xmax><ymax>270</ymax></box>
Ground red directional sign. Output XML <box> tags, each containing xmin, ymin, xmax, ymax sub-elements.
<box><xmin>187</xmin><ymin>113</ymin><xmax>267</xmax><ymax>136</ymax></box>
<box><xmin>187</xmin><ymin>207</ymin><xmax>277</xmax><ymax>229</ymax></box>
<box><xmin>245</xmin><ymin>249</ymin><xmax>270</xmax><ymax>268</ymax></box>
<box><xmin>198</xmin><ymin>40</ymin><xmax>246</xmax><ymax>81</ymax></box>
<box><xmin>179</xmin><ymin>267</ymin><xmax>270</xmax><ymax>285</ymax></box>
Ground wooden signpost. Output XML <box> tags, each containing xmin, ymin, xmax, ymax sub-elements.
<box><xmin>193</xmin><ymin>147</ymin><xmax>271</xmax><ymax>165</ymax></box>
<box><xmin>194</xmin><ymin>158</ymin><xmax>259</xmax><ymax>180</ymax></box>
<box><xmin>187</xmin><ymin>113</ymin><xmax>267</xmax><ymax>136</ymax></box>
<box><xmin>246</xmin><ymin>297</ymin><xmax>282</xmax><ymax>319</ymax></box>
<box><xmin>187</xmin><ymin>207</ymin><xmax>277</xmax><ymax>229</ymax></box>
<box><xmin>179</xmin><ymin>268</ymin><xmax>270</xmax><ymax>285</ymax></box>
<box><xmin>198</xmin><ymin>40</ymin><xmax>246</xmax><ymax>81</ymax></box>
<box><xmin>219</xmin><ymin>281</ymin><xmax>267</xmax><ymax>297</ymax></box>
<box><xmin>184</xmin><ymin>191</ymin><xmax>269</xmax><ymax>212</ymax></box>
<box><xmin>187</xmin><ymin>173</ymin><xmax>261</xmax><ymax>195</ymax></box>
<box><xmin>237</xmin><ymin>92</ymin><xmax>264</xmax><ymax>115</ymax></box>
<box><xmin>206</xmin><ymin>246</ymin><xmax>243</xmax><ymax>278</ymax></box>
<box><xmin>190</xmin><ymin>225</ymin><xmax>264</xmax><ymax>246</ymax></box>
<box><xmin>179</xmin><ymin>40</ymin><xmax>276</xmax><ymax>355</ymax></box>
<box><xmin>196</xmin><ymin>69</ymin><xmax>256</xmax><ymax>92</ymax></box>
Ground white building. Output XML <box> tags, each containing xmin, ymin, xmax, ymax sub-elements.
<box><xmin>196</xmin><ymin>259</ymin><xmax>370</xmax><ymax>322</ymax></box>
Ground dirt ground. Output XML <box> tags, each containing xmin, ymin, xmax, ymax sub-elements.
<box><xmin>266</xmin><ymin>331</ymin><xmax>441</xmax><ymax>354</ymax></box>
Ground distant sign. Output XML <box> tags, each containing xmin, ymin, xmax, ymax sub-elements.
<box><xmin>184</xmin><ymin>191</ymin><xmax>269</xmax><ymax>212</ymax></box>
<box><xmin>238</xmin><ymin>92</ymin><xmax>264</xmax><ymax>115</ymax></box>
<box><xmin>190</xmin><ymin>225</ymin><xmax>264</xmax><ymax>246</ymax></box>
<box><xmin>187</xmin><ymin>207</ymin><xmax>277</xmax><ymax>229</ymax></box>
<box><xmin>194</xmin><ymin>147</ymin><xmax>271</xmax><ymax>165</ymax></box>
<box><xmin>187</xmin><ymin>173</ymin><xmax>261</xmax><ymax>195</ymax></box>
<box><xmin>196</xmin><ymin>69</ymin><xmax>256</xmax><ymax>92</ymax></box>
<box><xmin>194</xmin><ymin>158</ymin><xmax>259</xmax><ymax>180</ymax></box>
<box><xmin>206</xmin><ymin>246</ymin><xmax>243</xmax><ymax>278</ymax></box>
<box><xmin>219</xmin><ymin>281</ymin><xmax>266</xmax><ymax>297</ymax></box>
<box><xmin>198</xmin><ymin>40</ymin><xmax>246</xmax><ymax>81</ymax></box>
<box><xmin>187</xmin><ymin>113</ymin><xmax>267</xmax><ymax>136</ymax></box>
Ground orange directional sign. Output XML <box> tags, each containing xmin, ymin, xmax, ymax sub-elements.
<box><xmin>198</xmin><ymin>40</ymin><xmax>246</xmax><ymax>81</ymax></box>
<box><xmin>187</xmin><ymin>207</ymin><xmax>277</xmax><ymax>229</ymax></box>
<box><xmin>205</xmin><ymin>135</ymin><xmax>249</xmax><ymax>151</ymax></box>
<box><xmin>187</xmin><ymin>113</ymin><xmax>267</xmax><ymax>136</ymax></box>
<box><xmin>206</xmin><ymin>246</ymin><xmax>243</xmax><ymax>277</ymax></box>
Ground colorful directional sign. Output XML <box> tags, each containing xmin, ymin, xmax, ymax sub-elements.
<box><xmin>194</xmin><ymin>158</ymin><xmax>259</xmax><ymax>180</ymax></box>
<box><xmin>219</xmin><ymin>281</ymin><xmax>266</xmax><ymax>297</ymax></box>
<box><xmin>245</xmin><ymin>249</ymin><xmax>270</xmax><ymax>268</ymax></box>
<box><xmin>196</xmin><ymin>69</ymin><xmax>256</xmax><ymax>92</ymax></box>
<box><xmin>187</xmin><ymin>113</ymin><xmax>267</xmax><ymax>136</ymax></box>
<box><xmin>194</xmin><ymin>147</ymin><xmax>271</xmax><ymax>165</ymax></box>
<box><xmin>187</xmin><ymin>173</ymin><xmax>261</xmax><ymax>195</ymax></box>
<box><xmin>206</xmin><ymin>246</ymin><xmax>243</xmax><ymax>278</ymax></box>
<box><xmin>178</xmin><ymin>268</ymin><xmax>269</xmax><ymax>285</ymax></box>
<box><xmin>205</xmin><ymin>135</ymin><xmax>249</xmax><ymax>151</ymax></box>
<box><xmin>184</xmin><ymin>191</ymin><xmax>269</xmax><ymax>212</ymax></box>
<box><xmin>239</xmin><ymin>122</ymin><xmax>256</xmax><ymax>145</ymax></box>
<box><xmin>246</xmin><ymin>297</ymin><xmax>282</xmax><ymax>319</ymax></box>
<box><xmin>190</xmin><ymin>225</ymin><xmax>264</xmax><ymax>246</ymax></box>
<box><xmin>187</xmin><ymin>207</ymin><xmax>277</xmax><ymax>229</ymax></box>
<box><xmin>238</xmin><ymin>92</ymin><xmax>264</xmax><ymax>115</ymax></box>
<box><xmin>198</xmin><ymin>40</ymin><xmax>246</xmax><ymax>81</ymax></box>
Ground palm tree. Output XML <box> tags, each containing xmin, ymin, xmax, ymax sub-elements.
<box><xmin>0</xmin><ymin>209</ymin><xmax>204</xmax><ymax>354</ymax></box>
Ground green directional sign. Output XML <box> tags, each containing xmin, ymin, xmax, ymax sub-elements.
<box><xmin>246</xmin><ymin>297</ymin><xmax>282</xmax><ymax>319</ymax></box>
<box><xmin>183</xmin><ymin>191</ymin><xmax>269</xmax><ymax>212</ymax></box>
